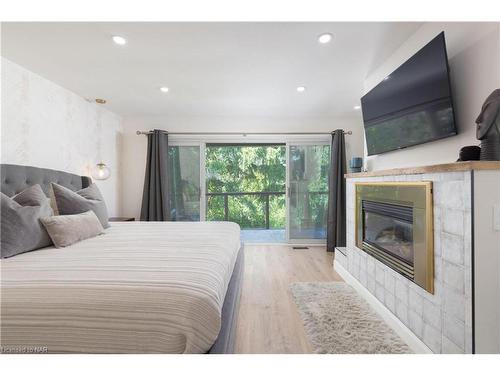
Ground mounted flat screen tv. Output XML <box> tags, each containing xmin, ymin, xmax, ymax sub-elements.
<box><xmin>361</xmin><ymin>32</ymin><xmax>457</xmax><ymax>156</ymax></box>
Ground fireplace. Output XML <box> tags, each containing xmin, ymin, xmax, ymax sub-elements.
<box><xmin>355</xmin><ymin>182</ymin><xmax>434</xmax><ymax>293</ymax></box>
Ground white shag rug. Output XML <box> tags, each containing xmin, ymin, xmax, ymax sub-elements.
<box><xmin>291</xmin><ymin>282</ymin><xmax>413</xmax><ymax>354</ymax></box>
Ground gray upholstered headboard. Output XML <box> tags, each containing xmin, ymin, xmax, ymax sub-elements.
<box><xmin>1</xmin><ymin>164</ymin><xmax>92</xmax><ymax>197</ymax></box>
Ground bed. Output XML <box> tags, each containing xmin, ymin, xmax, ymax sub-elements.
<box><xmin>0</xmin><ymin>164</ymin><xmax>244</xmax><ymax>354</ymax></box>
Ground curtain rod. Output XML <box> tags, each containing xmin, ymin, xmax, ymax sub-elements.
<box><xmin>136</xmin><ymin>130</ymin><xmax>352</xmax><ymax>136</ymax></box>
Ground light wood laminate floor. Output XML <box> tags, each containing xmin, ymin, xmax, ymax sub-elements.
<box><xmin>234</xmin><ymin>244</ymin><xmax>343</xmax><ymax>354</ymax></box>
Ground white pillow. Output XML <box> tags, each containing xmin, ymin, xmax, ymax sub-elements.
<box><xmin>40</xmin><ymin>210</ymin><xmax>104</xmax><ymax>248</ymax></box>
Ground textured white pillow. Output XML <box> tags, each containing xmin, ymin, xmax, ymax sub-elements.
<box><xmin>40</xmin><ymin>210</ymin><xmax>104</xmax><ymax>248</ymax></box>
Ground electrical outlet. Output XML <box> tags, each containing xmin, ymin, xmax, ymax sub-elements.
<box><xmin>494</xmin><ymin>204</ymin><xmax>500</xmax><ymax>231</ymax></box>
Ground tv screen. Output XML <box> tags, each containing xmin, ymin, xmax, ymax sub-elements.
<box><xmin>361</xmin><ymin>32</ymin><xmax>457</xmax><ymax>156</ymax></box>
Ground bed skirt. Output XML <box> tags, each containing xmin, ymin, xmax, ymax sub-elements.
<box><xmin>209</xmin><ymin>243</ymin><xmax>244</xmax><ymax>354</ymax></box>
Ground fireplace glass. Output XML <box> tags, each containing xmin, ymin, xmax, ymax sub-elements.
<box><xmin>363</xmin><ymin>211</ymin><xmax>414</xmax><ymax>265</ymax></box>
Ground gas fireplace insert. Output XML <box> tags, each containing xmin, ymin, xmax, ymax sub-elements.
<box><xmin>355</xmin><ymin>182</ymin><xmax>434</xmax><ymax>293</ymax></box>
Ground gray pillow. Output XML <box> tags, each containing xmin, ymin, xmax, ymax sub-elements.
<box><xmin>40</xmin><ymin>210</ymin><xmax>104</xmax><ymax>248</ymax></box>
<box><xmin>1</xmin><ymin>184</ymin><xmax>54</xmax><ymax>259</ymax></box>
<box><xmin>51</xmin><ymin>183</ymin><xmax>109</xmax><ymax>228</ymax></box>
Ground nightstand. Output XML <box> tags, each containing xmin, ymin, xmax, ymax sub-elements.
<box><xmin>109</xmin><ymin>217</ymin><xmax>135</xmax><ymax>222</ymax></box>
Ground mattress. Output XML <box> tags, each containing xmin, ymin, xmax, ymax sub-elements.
<box><xmin>0</xmin><ymin>221</ymin><xmax>241</xmax><ymax>353</ymax></box>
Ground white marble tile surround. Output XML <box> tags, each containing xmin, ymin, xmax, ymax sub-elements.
<box><xmin>337</xmin><ymin>171</ymin><xmax>473</xmax><ymax>353</ymax></box>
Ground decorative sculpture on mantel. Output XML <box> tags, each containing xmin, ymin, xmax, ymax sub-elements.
<box><xmin>476</xmin><ymin>89</ymin><xmax>500</xmax><ymax>160</ymax></box>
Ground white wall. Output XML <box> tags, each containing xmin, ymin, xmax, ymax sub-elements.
<box><xmin>121</xmin><ymin>115</ymin><xmax>364</xmax><ymax>218</ymax></box>
<box><xmin>1</xmin><ymin>58</ymin><xmax>123</xmax><ymax>215</ymax></box>
<box><xmin>363</xmin><ymin>22</ymin><xmax>500</xmax><ymax>171</ymax></box>
<box><xmin>474</xmin><ymin>170</ymin><xmax>500</xmax><ymax>353</ymax></box>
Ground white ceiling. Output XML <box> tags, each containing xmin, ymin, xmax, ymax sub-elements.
<box><xmin>1</xmin><ymin>22</ymin><xmax>422</xmax><ymax>118</ymax></box>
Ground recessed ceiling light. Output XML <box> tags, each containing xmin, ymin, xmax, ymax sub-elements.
<box><xmin>353</xmin><ymin>105</ymin><xmax>361</xmax><ymax>110</ymax></box>
<box><xmin>95</xmin><ymin>98</ymin><xmax>107</xmax><ymax>104</ymax></box>
<box><xmin>160</xmin><ymin>87</ymin><xmax>169</xmax><ymax>93</ymax></box>
<box><xmin>318</xmin><ymin>33</ymin><xmax>333</xmax><ymax>44</ymax></box>
<box><xmin>296</xmin><ymin>86</ymin><xmax>306</xmax><ymax>93</ymax></box>
<box><xmin>112</xmin><ymin>36</ymin><xmax>127</xmax><ymax>45</ymax></box>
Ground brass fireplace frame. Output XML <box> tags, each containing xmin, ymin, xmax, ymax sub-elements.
<box><xmin>355</xmin><ymin>182</ymin><xmax>434</xmax><ymax>294</ymax></box>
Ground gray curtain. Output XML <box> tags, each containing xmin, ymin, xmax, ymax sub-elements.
<box><xmin>327</xmin><ymin>129</ymin><xmax>347</xmax><ymax>252</ymax></box>
<box><xmin>140</xmin><ymin>129</ymin><xmax>170</xmax><ymax>221</ymax></box>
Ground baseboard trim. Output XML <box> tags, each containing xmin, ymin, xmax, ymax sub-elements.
<box><xmin>334</xmin><ymin>259</ymin><xmax>433</xmax><ymax>354</ymax></box>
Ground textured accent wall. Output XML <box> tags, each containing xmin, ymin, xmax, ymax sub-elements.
<box><xmin>337</xmin><ymin>171</ymin><xmax>473</xmax><ymax>353</ymax></box>
<box><xmin>1</xmin><ymin>58</ymin><xmax>123</xmax><ymax>215</ymax></box>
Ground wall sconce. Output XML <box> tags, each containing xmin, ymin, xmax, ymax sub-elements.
<box><xmin>91</xmin><ymin>162</ymin><xmax>111</xmax><ymax>180</ymax></box>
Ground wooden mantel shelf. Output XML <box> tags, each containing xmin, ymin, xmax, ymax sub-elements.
<box><xmin>345</xmin><ymin>161</ymin><xmax>500</xmax><ymax>178</ymax></box>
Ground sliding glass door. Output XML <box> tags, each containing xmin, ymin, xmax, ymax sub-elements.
<box><xmin>168</xmin><ymin>145</ymin><xmax>201</xmax><ymax>221</ymax></box>
<box><xmin>287</xmin><ymin>143</ymin><xmax>330</xmax><ymax>242</ymax></box>
<box><xmin>167</xmin><ymin>140</ymin><xmax>331</xmax><ymax>244</ymax></box>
